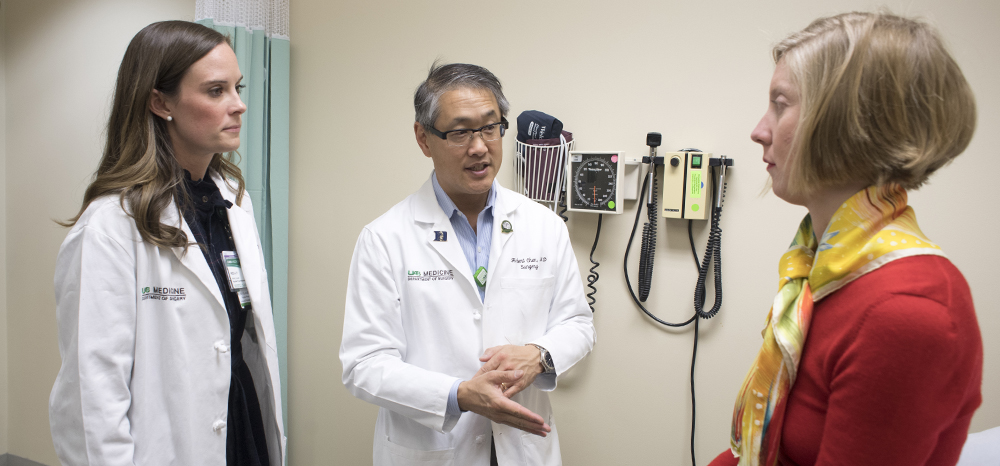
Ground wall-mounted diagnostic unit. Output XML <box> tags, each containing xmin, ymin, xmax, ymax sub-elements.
<box><xmin>624</xmin><ymin>132</ymin><xmax>736</xmax><ymax>466</ymax></box>
<box><xmin>662</xmin><ymin>150</ymin><xmax>712</xmax><ymax>220</ymax></box>
<box><xmin>567</xmin><ymin>151</ymin><xmax>624</xmax><ymax>214</ymax></box>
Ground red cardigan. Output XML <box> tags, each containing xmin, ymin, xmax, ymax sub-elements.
<box><xmin>710</xmin><ymin>255</ymin><xmax>982</xmax><ymax>466</ymax></box>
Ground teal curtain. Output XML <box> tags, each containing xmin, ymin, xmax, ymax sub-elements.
<box><xmin>196</xmin><ymin>8</ymin><xmax>289</xmax><ymax>432</ymax></box>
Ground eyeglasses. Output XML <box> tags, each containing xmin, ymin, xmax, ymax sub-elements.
<box><xmin>425</xmin><ymin>117</ymin><xmax>508</xmax><ymax>147</ymax></box>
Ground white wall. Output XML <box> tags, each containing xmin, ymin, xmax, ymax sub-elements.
<box><xmin>287</xmin><ymin>0</ymin><xmax>1000</xmax><ymax>464</ymax></box>
<box><xmin>2</xmin><ymin>0</ymin><xmax>997</xmax><ymax>464</ymax></box>
<box><xmin>0</xmin><ymin>0</ymin><xmax>9</xmax><ymax>455</ymax></box>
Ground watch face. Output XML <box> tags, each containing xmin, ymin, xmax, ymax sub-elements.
<box><xmin>543</xmin><ymin>352</ymin><xmax>554</xmax><ymax>372</ymax></box>
<box><xmin>533</xmin><ymin>344</ymin><xmax>555</xmax><ymax>372</ymax></box>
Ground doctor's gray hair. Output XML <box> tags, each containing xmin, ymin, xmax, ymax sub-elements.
<box><xmin>414</xmin><ymin>62</ymin><xmax>509</xmax><ymax>129</ymax></box>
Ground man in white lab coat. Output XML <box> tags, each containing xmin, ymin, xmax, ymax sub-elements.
<box><xmin>340</xmin><ymin>63</ymin><xmax>596</xmax><ymax>466</ymax></box>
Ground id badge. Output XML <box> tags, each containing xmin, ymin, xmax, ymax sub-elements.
<box><xmin>474</xmin><ymin>266</ymin><xmax>488</xmax><ymax>287</ymax></box>
<box><xmin>221</xmin><ymin>251</ymin><xmax>251</xmax><ymax>308</ymax></box>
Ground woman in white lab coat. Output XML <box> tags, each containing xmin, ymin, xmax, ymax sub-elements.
<box><xmin>50</xmin><ymin>21</ymin><xmax>284</xmax><ymax>466</ymax></box>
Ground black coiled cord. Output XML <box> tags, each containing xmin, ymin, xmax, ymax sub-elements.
<box><xmin>586</xmin><ymin>214</ymin><xmax>602</xmax><ymax>312</ymax></box>
<box><xmin>558</xmin><ymin>187</ymin><xmax>569</xmax><ymax>222</ymax></box>
<box><xmin>624</xmin><ymin>161</ymin><xmax>729</xmax><ymax>466</ymax></box>
<box><xmin>624</xmin><ymin>168</ymin><xmax>697</xmax><ymax>327</ymax></box>
<box><xmin>637</xmin><ymin>165</ymin><xmax>659</xmax><ymax>301</ymax></box>
<box><xmin>694</xmin><ymin>168</ymin><xmax>727</xmax><ymax>319</ymax></box>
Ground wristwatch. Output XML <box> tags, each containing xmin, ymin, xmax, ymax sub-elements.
<box><xmin>529</xmin><ymin>344</ymin><xmax>555</xmax><ymax>374</ymax></box>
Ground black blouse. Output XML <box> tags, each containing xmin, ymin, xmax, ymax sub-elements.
<box><xmin>182</xmin><ymin>171</ymin><xmax>270</xmax><ymax>466</ymax></box>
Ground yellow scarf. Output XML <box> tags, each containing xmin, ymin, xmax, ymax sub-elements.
<box><xmin>730</xmin><ymin>184</ymin><xmax>944</xmax><ymax>465</ymax></box>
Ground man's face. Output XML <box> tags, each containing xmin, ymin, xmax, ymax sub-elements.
<box><xmin>415</xmin><ymin>87</ymin><xmax>503</xmax><ymax>205</ymax></box>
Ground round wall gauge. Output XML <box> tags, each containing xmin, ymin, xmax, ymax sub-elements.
<box><xmin>567</xmin><ymin>151</ymin><xmax>623</xmax><ymax>214</ymax></box>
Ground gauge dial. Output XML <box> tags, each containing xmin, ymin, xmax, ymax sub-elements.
<box><xmin>571</xmin><ymin>157</ymin><xmax>617</xmax><ymax>210</ymax></box>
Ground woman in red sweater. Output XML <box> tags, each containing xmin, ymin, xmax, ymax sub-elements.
<box><xmin>709</xmin><ymin>12</ymin><xmax>983</xmax><ymax>466</ymax></box>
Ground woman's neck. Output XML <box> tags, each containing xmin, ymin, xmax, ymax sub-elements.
<box><xmin>174</xmin><ymin>150</ymin><xmax>213</xmax><ymax>181</ymax></box>
<box><xmin>168</xmin><ymin>129</ymin><xmax>214</xmax><ymax>181</ymax></box>
<box><xmin>806</xmin><ymin>184</ymin><xmax>868</xmax><ymax>242</ymax></box>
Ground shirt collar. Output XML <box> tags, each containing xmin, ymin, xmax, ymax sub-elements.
<box><xmin>182</xmin><ymin>169</ymin><xmax>232</xmax><ymax>213</ymax></box>
<box><xmin>431</xmin><ymin>171</ymin><xmax>496</xmax><ymax>220</ymax></box>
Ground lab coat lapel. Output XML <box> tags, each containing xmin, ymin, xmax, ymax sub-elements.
<box><xmin>164</xmin><ymin>201</ymin><xmax>227</xmax><ymax>312</ymax></box>
<box><xmin>215</xmin><ymin>175</ymin><xmax>277</xmax><ymax>355</ymax></box>
<box><xmin>227</xmin><ymin>203</ymin><xmax>262</xmax><ymax>304</ymax></box>
<box><xmin>413</xmin><ymin>178</ymin><xmax>478</xmax><ymax>295</ymax></box>
<box><xmin>212</xmin><ymin>172</ymin><xmax>263</xmax><ymax>313</ymax></box>
<box><xmin>486</xmin><ymin>188</ymin><xmax>519</xmax><ymax>297</ymax></box>
<box><xmin>481</xmin><ymin>187</ymin><xmax>519</xmax><ymax>349</ymax></box>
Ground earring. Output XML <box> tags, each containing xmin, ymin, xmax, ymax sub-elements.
<box><xmin>166</xmin><ymin>116</ymin><xmax>173</xmax><ymax>122</ymax></box>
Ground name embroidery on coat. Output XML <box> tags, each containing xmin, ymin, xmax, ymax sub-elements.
<box><xmin>407</xmin><ymin>269</ymin><xmax>455</xmax><ymax>281</ymax></box>
<box><xmin>141</xmin><ymin>286</ymin><xmax>187</xmax><ymax>301</ymax></box>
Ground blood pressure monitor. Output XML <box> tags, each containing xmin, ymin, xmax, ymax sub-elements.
<box><xmin>567</xmin><ymin>151</ymin><xmax>624</xmax><ymax>214</ymax></box>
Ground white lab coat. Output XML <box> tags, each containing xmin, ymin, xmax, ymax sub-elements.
<box><xmin>341</xmin><ymin>176</ymin><xmax>596</xmax><ymax>466</ymax></box>
<box><xmin>50</xmin><ymin>172</ymin><xmax>285</xmax><ymax>466</ymax></box>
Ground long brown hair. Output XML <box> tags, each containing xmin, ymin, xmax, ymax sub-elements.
<box><xmin>63</xmin><ymin>20</ymin><xmax>246</xmax><ymax>249</ymax></box>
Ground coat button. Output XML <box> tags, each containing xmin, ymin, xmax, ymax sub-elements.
<box><xmin>214</xmin><ymin>341</ymin><xmax>230</xmax><ymax>353</ymax></box>
<box><xmin>212</xmin><ymin>420</ymin><xmax>227</xmax><ymax>432</ymax></box>
<box><xmin>202</xmin><ymin>196</ymin><xmax>209</xmax><ymax>203</ymax></box>
<box><xmin>472</xmin><ymin>311</ymin><xmax>481</xmax><ymax>321</ymax></box>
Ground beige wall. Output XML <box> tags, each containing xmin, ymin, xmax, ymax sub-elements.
<box><xmin>0</xmin><ymin>0</ymin><xmax>9</xmax><ymax>455</ymax></box>
<box><xmin>0</xmin><ymin>0</ymin><xmax>997</xmax><ymax>465</ymax></box>
<box><xmin>3</xmin><ymin>0</ymin><xmax>196</xmax><ymax>462</ymax></box>
<box><xmin>288</xmin><ymin>0</ymin><xmax>1000</xmax><ymax>465</ymax></box>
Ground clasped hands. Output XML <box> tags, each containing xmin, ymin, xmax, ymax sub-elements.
<box><xmin>457</xmin><ymin>344</ymin><xmax>550</xmax><ymax>436</ymax></box>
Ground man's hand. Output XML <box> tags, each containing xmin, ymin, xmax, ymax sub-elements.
<box><xmin>458</xmin><ymin>370</ymin><xmax>550</xmax><ymax>436</ymax></box>
<box><xmin>474</xmin><ymin>345</ymin><xmax>543</xmax><ymax>398</ymax></box>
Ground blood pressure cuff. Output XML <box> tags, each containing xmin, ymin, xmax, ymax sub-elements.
<box><xmin>517</xmin><ymin>110</ymin><xmax>563</xmax><ymax>143</ymax></box>
<box><xmin>527</xmin><ymin>130</ymin><xmax>573</xmax><ymax>146</ymax></box>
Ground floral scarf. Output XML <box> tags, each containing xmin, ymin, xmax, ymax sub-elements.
<box><xmin>730</xmin><ymin>184</ymin><xmax>945</xmax><ymax>465</ymax></box>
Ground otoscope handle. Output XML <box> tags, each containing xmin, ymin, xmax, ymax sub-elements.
<box><xmin>646</xmin><ymin>132</ymin><xmax>662</xmax><ymax>209</ymax></box>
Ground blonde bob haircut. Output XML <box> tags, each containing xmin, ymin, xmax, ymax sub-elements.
<box><xmin>775</xmin><ymin>11</ymin><xmax>976</xmax><ymax>195</ymax></box>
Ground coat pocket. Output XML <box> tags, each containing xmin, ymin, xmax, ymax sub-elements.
<box><xmin>499</xmin><ymin>277</ymin><xmax>555</xmax><ymax>345</ymax></box>
<box><xmin>521</xmin><ymin>429</ymin><xmax>562</xmax><ymax>465</ymax></box>
<box><xmin>380</xmin><ymin>435</ymin><xmax>455</xmax><ymax>465</ymax></box>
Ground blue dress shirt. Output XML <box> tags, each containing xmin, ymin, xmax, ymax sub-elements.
<box><xmin>431</xmin><ymin>173</ymin><xmax>496</xmax><ymax>426</ymax></box>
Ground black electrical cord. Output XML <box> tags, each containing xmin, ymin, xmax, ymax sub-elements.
<box><xmin>690</xmin><ymin>314</ymin><xmax>701</xmax><ymax>466</ymax></box>
<box><xmin>585</xmin><ymin>214</ymin><xmax>602</xmax><ymax>312</ymax></box>
<box><xmin>624</xmin><ymin>161</ymin><xmax>729</xmax><ymax>466</ymax></box>
<box><xmin>687</xmin><ymin>166</ymin><xmax>728</xmax><ymax>466</ymax></box>
<box><xmin>688</xmin><ymin>217</ymin><xmax>710</xmax><ymax>466</ymax></box>
<box><xmin>638</xmin><ymin>165</ymin><xmax>659</xmax><ymax>301</ymax></box>
<box><xmin>558</xmin><ymin>186</ymin><xmax>569</xmax><ymax>222</ymax></box>
<box><xmin>694</xmin><ymin>167</ymin><xmax>726</xmax><ymax>319</ymax></box>
<box><xmin>623</xmin><ymin>168</ymin><xmax>697</xmax><ymax>327</ymax></box>
<box><xmin>688</xmin><ymin>220</ymin><xmax>700</xmax><ymax>268</ymax></box>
